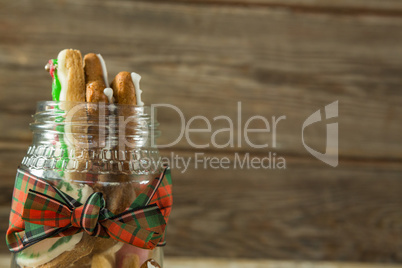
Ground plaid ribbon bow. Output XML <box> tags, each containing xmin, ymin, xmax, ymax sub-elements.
<box><xmin>6</xmin><ymin>166</ymin><xmax>172</xmax><ymax>253</ymax></box>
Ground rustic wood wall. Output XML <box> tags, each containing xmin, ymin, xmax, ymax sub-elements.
<box><xmin>1</xmin><ymin>0</ymin><xmax>402</xmax><ymax>264</ymax></box>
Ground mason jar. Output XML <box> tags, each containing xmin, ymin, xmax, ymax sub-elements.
<box><xmin>9</xmin><ymin>101</ymin><xmax>167</xmax><ymax>268</ymax></box>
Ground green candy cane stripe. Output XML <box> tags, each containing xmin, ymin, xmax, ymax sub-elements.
<box><xmin>48</xmin><ymin>59</ymin><xmax>67</xmax><ymax>174</ymax></box>
<box><xmin>51</xmin><ymin>59</ymin><xmax>61</xmax><ymax>101</ymax></box>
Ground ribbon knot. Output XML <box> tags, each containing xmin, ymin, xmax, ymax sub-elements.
<box><xmin>71</xmin><ymin>192</ymin><xmax>105</xmax><ymax>236</ymax></box>
<box><xmin>6</xmin><ymin>166</ymin><xmax>173</xmax><ymax>253</ymax></box>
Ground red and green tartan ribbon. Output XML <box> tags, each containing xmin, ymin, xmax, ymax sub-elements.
<box><xmin>6</xmin><ymin>166</ymin><xmax>172</xmax><ymax>253</ymax></box>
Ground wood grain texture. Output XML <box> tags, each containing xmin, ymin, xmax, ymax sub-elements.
<box><xmin>164</xmin><ymin>258</ymin><xmax>402</xmax><ymax>268</ymax></box>
<box><xmin>0</xmin><ymin>256</ymin><xmax>401</xmax><ymax>268</ymax></box>
<box><xmin>0</xmin><ymin>0</ymin><xmax>401</xmax><ymax>264</ymax></box>
<box><xmin>162</xmin><ymin>153</ymin><xmax>402</xmax><ymax>262</ymax></box>
<box><xmin>0</xmin><ymin>0</ymin><xmax>401</xmax><ymax>160</ymax></box>
<box><xmin>141</xmin><ymin>0</ymin><xmax>402</xmax><ymax>16</ymax></box>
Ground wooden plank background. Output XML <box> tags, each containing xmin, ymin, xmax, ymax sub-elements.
<box><xmin>0</xmin><ymin>0</ymin><xmax>402</xmax><ymax>265</ymax></box>
<box><xmin>2</xmin><ymin>256</ymin><xmax>402</xmax><ymax>268</ymax></box>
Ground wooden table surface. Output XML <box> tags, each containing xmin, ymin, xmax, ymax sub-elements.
<box><xmin>0</xmin><ymin>256</ymin><xmax>401</xmax><ymax>268</ymax></box>
<box><xmin>165</xmin><ymin>258</ymin><xmax>402</xmax><ymax>268</ymax></box>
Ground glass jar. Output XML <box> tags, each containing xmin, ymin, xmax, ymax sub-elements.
<box><xmin>10</xmin><ymin>101</ymin><xmax>165</xmax><ymax>268</ymax></box>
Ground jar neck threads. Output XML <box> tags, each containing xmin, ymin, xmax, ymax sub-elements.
<box><xmin>22</xmin><ymin>101</ymin><xmax>161</xmax><ymax>178</ymax></box>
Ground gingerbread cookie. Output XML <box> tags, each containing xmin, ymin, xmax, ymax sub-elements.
<box><xmin>57</xmin><ymin>49</ymin><xmax>86</xmax><ymax>102</ymax></box>
<box><xmin>84</xmin><ymin>53</ymin><xmax>109</xmax><ymax>103</ymax></box>
<box><xmin>111</xmin><ymin>71</ymin><xmax>137</xmax><ymax>105</ymax></box>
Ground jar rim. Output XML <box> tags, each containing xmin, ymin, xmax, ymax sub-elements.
<box><xmin>36</xmin><ymin>101</ymin><xmax>155</xmax><ymax>109</ymax></box>
<box><xmin>33</xmin><ymin>101</ymin><xmax>158</xmax><ymax>121</ymax></box>
<box><xmin>30</xmin><ymin>100</ymin><xmax>160</xmax><ymax>139</ymax></box>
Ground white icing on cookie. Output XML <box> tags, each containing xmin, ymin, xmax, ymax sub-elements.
<box><xmin>96</xmin><ymin>53</ymin><xmax>109</xmax><ymax>86</ymax></box>
<box><xmin>131</xmin><ymin>72</ymin><xmax>144</xmax><ymax>106</ymax></box>
<box><xmin>103</xmin><ymin>87</ymin><xmax>114</xmax><ymax>103</ymax></box>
